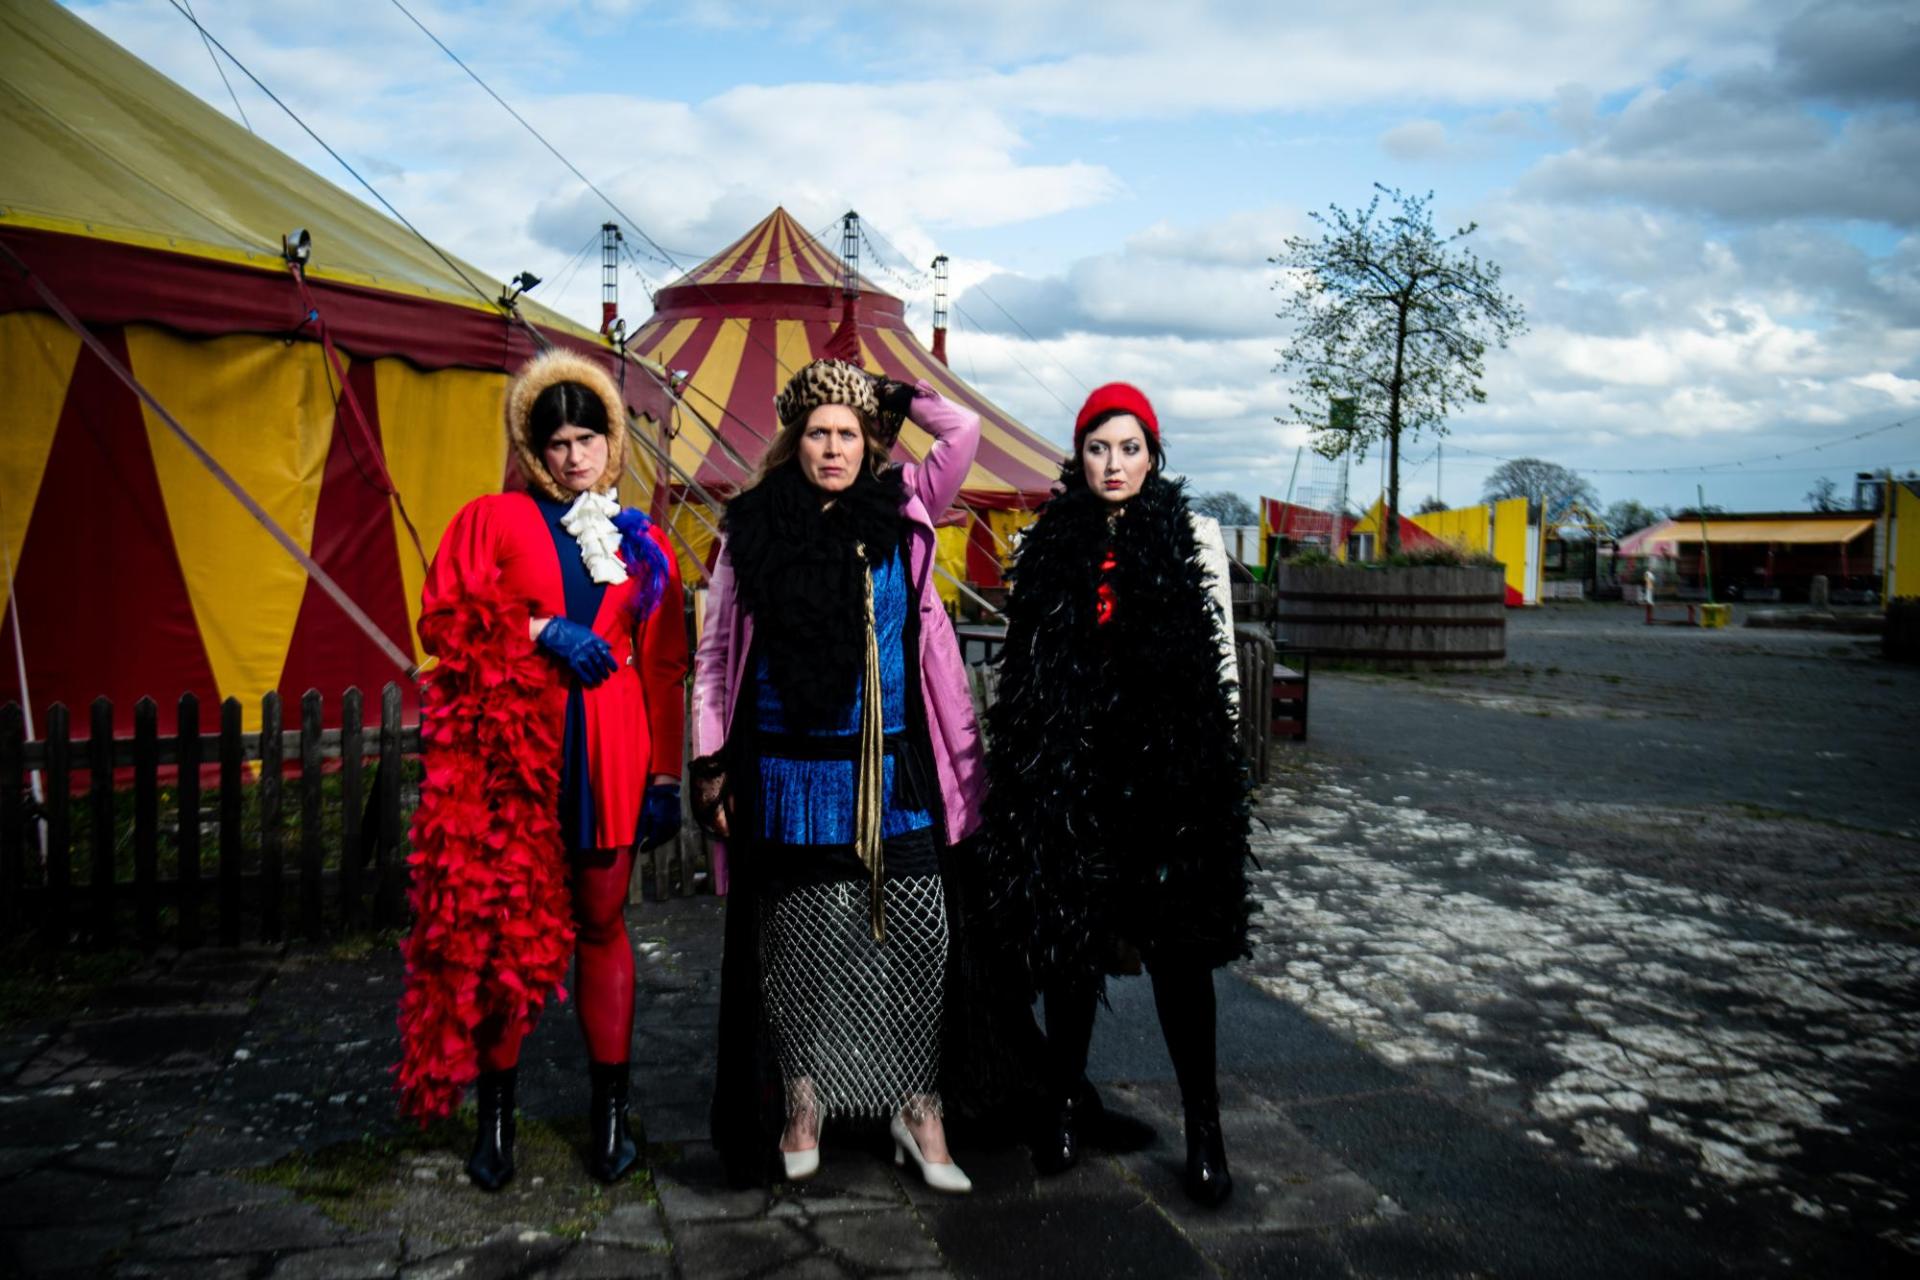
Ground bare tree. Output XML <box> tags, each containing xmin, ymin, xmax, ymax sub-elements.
<box><xmin>1416</xmin><ymin>495</ymin><xmax>1448</xmax><ymax>514</ymax></box>
<box><xmin>1805</xmin><ymin>476</ymin><xmax>1843</xmax><ymax>511</ymax></box>
<box><xmin>1603</xmin><ymin>499</ymin><xmax>1660</xmax><ymax>536</ymax></box>
<box><xmin>1273</xmin><ymin>186</ymin><xmax>1526</xmax><ymax>554</ymax></box>
<box><xmin>1481</xmin><ymin>458</ymin><xmax>1598</xmax><ymax>524</ymax></box>
<box><xmin>1191</xmin><ymin>491</ymin><xmax>1258</xmax><ymax>525</ymax></box>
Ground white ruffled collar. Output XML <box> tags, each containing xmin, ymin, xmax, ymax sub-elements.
<box><xmin>559</xmin><ymin>490</ymin><xmax>629</xmax><ymax>585</ymax></box>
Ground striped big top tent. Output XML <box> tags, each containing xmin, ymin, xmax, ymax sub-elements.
<box><xmin>0</xmin><ymin>0</ymin><xmax>675</xmax><ymax>733</ymax></box>
<box><xmin>629</xmin><ymin>209</ymin><xmax>1064</xmax><ymax>588</ymax></box>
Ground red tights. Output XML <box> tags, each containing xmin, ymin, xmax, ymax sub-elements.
<box><xmin>477</xmin><ymin>846</ymin><xmax>635</xmax><ymax>1071</ymax></box>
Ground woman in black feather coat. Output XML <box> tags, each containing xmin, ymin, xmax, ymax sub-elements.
<box><xmin>984</xmin><ymin>381</ymin><xmax>1253</xmax><ymax>1206</ymax></box>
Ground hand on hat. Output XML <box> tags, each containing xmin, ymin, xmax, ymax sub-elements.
<box><xmin>871</xmin><ymin>375</ymin><xmax>920</xmax><ymax>419</ymax></box>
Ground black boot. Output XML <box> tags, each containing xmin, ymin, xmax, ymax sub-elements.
<box><xmin>588</xmin><ymin>1060</ymin><xmax>639</xmax><ymax>1183</ymax></box>
<box><xmin>466</xmin><ymin>1068</ymin><xmax>517</xmax><ymax>1192</ymax></box>
<box><xmin>1149</xmin><ymin>962</ymin><xmax>1230</xmax><ymax>1206</ymax></box>
<box><xmin>1034</xmin><ymin>981</ymin><xmax>1099</xmax><ymax>1175</ymax></box>
<box><xmin>1033</xmin><ymin>1088</ymin><xmax>1085</xmax><ymax>1175</ymax></box>
<box><xmin>1182</xmin><ymin>1092</ymin><xmax>1233</xmax><ymax>1206</ymax></box>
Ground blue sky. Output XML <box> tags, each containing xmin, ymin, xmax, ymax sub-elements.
<box><xmin>69</xmin><ymin>0</ymin><xmax>1920</xmax><ymax>516</ymax></box>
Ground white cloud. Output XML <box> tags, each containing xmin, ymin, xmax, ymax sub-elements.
<box><xmin>1382</xmin><ymin>119</ymin><xmax>1449</xmax><ymax>160</ymax></box>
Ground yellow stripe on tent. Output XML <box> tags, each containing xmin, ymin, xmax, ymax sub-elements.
<box><xmin>773</xmin><ymin>318</ymin><xmax>813</xmax><ymax>389</ymax></box>
<box><xmin>128</xmin><ymin>327</ymin><xmax>334</xmax><ymax>726</ymax></box>
<box><xmin>739</xmin><ymin>220</ymin><xmax>777</xmax><ymax>281</ymax></box>
<box><xmin>0</xmin><ymin>312</ymin><xmax>81</xmax><ymax>602</ymax></box>
<box><xmin>640</xmin><ymin>317</ymin><xmax>704</xmax><ymax>372</ymax></box>
<box><xmin>873</xmin><ymin>328</ymin><xmax>1064</xmax><ymax>483</ymax></box>
<box><xmin>699</xmin><ymin>223</ymin><xmax>763</xmax><ymax>285</ymax></box>
<box><xmin>773</xmin><ymin>216</ymin><xmax>801</xmax><ymax>286</ymax></box>
<box><xmin>375</xmin><ymin>358</ymin><xmax>509</xmax><ymax>663</ymax></box>
<box><xmin>680</xmin><ymin>319</ymin><xmax>753</xmax><ymax>478</ymax></box>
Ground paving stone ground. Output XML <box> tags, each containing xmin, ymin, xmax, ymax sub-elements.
<box><xmin>2</xmin><ymin>604</ymin><xmax>1914</xmax><ymax>1277</ymax></box>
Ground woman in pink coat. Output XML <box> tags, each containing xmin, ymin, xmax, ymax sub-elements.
<box><xmin>690</xmin><ymin>360</ymin><xmax>987</xmax><ymax>1192</ymax></box>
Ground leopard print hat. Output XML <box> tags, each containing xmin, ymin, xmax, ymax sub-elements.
<box><xmin>774</xmin><ymin>359</ymin><xmax>905</xmax><ymax>442</ymax></box>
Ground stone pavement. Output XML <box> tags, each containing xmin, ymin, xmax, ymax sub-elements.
<box><xmin>3</xmin><ymin>895</ymin><xmax>1392</xmax><ymax>1280</ymax></box>
<box><xmin>4</xmin><ymin>606</ymin><xmax>1915</xmax><ymax>1277</ymax></box>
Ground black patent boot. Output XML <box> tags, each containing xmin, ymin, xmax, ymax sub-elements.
<box><xmin>588</xmin><ymin>1060</ymin><xmax>639</xmax><ymax>1183</ymax></box>
<box><xmin>466</xmin><ymin>1068</ymin><xmax>517</xmax><ymax>1192</ymax></box>
<box><xmin>1182</xmin><ymin>1092</ymin><xmax>1232</xmax><ymax>1206</ymax></box>
<box><xmin>1034</xmin><ymin>981</ymin><xmax>1098</xmax><ymax>1176</ymax></box>
<box><xmin>1032</xmin><ymin>1087</ymin><xmax>1084</xmax><ymax>1175</ymax></box>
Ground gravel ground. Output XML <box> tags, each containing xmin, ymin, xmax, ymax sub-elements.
<box><xmin>1245</xmin><ymin>603</ymin><xmax>1920</xmax><ymax>1269</ymax></box>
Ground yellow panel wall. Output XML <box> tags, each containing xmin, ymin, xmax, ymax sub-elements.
<box><xmin>934</xmin><ymin>522</ymin><xmax>970</xmax><ymax>608</ymax></box>
<box><xmin>1492</xmin><ymin>497</ymin><xmax>1531</xmax><ymax>603</ymax></box>
<box><xmin>1411</xmin><ymin>503</ymin><xmax>1492</xmax><ymax>553</ymax></box>
<box><xmin>1891</xmin><ymin>483</ymin><xmax>1920</xmax><ymax>602</ymax></box>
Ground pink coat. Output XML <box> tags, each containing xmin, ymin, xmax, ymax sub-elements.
<box><xmin>691</xmin><ymin>386</ymin><xmax>989</xmax><ymax>894</ymax></box>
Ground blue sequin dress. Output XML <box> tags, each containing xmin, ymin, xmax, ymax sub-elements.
<box><xmin>750</xmin><ymin>546</ymin><xmax>934</xmax><ymax>861</ymax></box>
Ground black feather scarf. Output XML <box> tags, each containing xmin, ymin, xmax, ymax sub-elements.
<box><xmin>984</xmin><ymin>471</ymin><xmax>1253</xmax><ymax>992</ymax></box>
<box><xmin>722</xmin><ymin>461</ymin><xmax>906</xmax><ymax>727</ymax></box>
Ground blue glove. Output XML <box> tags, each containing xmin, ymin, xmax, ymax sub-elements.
<box><xmin>636</xmin><ymin>782</ymin><xmax>682</xmax><ymax>852</ymax></box>
<box><xmin>536</xmin><ymin>616</ymin><xmax>617</xmax><ymax>687</ymax></box>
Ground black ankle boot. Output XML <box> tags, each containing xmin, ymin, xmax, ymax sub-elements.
<box><xmin>588</xmin><ymin>1060</ymin><xmax>639</xmax><ymax>1183</ymax></box>
<box><xmin>466</xmin><ymin>1068</ymin><xmax>517</xmax><ymax>1192</ymax></box>
<box><xmin>1032</xmin><ymin>1088</ymin><xmax>1083</xmax><ymax>1175</ymax></box>
<box><xmin>1183</xmin><ymin>1094</ymin><xmax>1232</xmax><ymax>1206</ymax></box>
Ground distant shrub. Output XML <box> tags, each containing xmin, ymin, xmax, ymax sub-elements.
<box><xmin>1280</xmin><ymin>544</ymin><xmax>1502</xmax><ymax>570</ymax></box>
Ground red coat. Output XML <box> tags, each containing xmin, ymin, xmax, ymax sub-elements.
<box><xmin>419</xmin><ymin>491</ymin><xmax>687</xmax><ymax>849</ymax></box>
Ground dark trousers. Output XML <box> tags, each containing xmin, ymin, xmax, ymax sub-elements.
<box><xmin>1042</xmin><ymin>960</ymin><xmax>1218</xmax><ymax>1108</ymax></box>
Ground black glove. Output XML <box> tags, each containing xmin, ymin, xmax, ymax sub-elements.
<box><xmin>636</xmin><ymin>782</ymin><xmax>682</xmax><ymax>852</ymax></box>
<box><xmin>536</xmin><ymin>616</ymin><xmax>617</xmax><ymax>687</ymax></box>
<box><xmin>872</xmin><ymin>376</ymin><xmax>920</xmax><ymax>419</ymax></box>
<box><xmin>689</xmin><ymin>756</ymin><xmax>730</xmax><ymax>836</ymax></box>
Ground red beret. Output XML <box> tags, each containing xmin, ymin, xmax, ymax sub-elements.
<box><xmin>1074</xmin><ymin>382</ymin><xmax>1159</xmax><ymax>445</ymax></box>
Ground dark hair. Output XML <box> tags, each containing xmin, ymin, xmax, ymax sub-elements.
<box><xmin>1062</xmin><ymin>407</ymin><xmax>1163</xmax><ymax>488</ymax></box>
<box><xmin>529</xmin><ymin>381</ymin><xmax>610</xmax><ymax>451</ymax></box>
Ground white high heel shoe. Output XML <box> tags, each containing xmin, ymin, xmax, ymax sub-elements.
<box><xmin>781</xmin><ymin>1145</ymin><xmax>820</xmax><ymax>1181</ymax></box>
<box><xmin>890</xmin><ymin>1114</ymin><xmax>971</xmax><ymax>1194</ymax></box>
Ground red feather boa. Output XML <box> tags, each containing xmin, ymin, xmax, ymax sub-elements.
<box><xmin>394</xmin><ymin>567</ymin><xmax>574</xmax><ymax>1122</ymax></box>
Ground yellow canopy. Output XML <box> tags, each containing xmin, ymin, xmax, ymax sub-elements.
<box><xmin>1682</xmin><ymin>518</ymin><xmax>1874</xmax><ymax>545</ymax></box>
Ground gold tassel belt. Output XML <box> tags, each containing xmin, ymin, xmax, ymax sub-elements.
<box><xmin>853</xmin><ymin>543</ymin><xmax>887</xmax><ymax>941</ymax></box>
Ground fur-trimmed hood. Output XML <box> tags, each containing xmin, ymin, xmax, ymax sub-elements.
<box><xmin>505</xmin><ymin>348</ymin><xmax>628</xmax><ymax>501</ymax></box>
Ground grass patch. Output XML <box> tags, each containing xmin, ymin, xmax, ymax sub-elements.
<box><xmin>0</xmin><ymin>947</ymin><xmax>144</xmax><ymax>1027</ymax></box>
<box><xmin>324</xmin><ymin>929</ymin><xmax>406</xmax><ymax>964</ymax></box>
<box><xmin>245</xmin><ymin>1112</ymin><xmax>657</xmax><ymax>1239</ymax></box>
<box><xmin>243</xmin><ymin>1123</ymin><xmax>455</xmax><ymax>1228</ymax></box>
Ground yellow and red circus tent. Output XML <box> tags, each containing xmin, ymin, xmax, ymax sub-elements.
<box><xmin>629</xmin><ymin>208</ymin><xmax>1063</xmax><ymax>590</ymax></box>
<box><xmin>0</xmin><ymin>0</ymin><xmax>673</xmax><ymax>732</ymax></box>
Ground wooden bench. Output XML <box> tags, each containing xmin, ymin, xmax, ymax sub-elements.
<box><xmin>1272</xmin><ymin>649</ymin><xmax>1311</xmax><ymax>741</ymax></box>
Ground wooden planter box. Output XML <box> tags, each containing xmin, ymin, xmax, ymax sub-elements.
<box><xmin>1272</xmin><ymin>565</ymin><xmax>1506</xmax><ymax>669</ymax></box>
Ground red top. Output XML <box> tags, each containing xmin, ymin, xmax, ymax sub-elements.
<box><xmin>419</xmin><ymin>492</ymin><xmax>687</xmax><ymax>848</ymax></box>
<box><xmin>1095</xmin><ymin>547</ymin><xmax>1118</xmax><ymax>626</ymax></box>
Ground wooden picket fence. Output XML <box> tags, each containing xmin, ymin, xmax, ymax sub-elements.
<box><xmin>0</xmin><ymin>686</ymin><xmax>416</xmax><ymax>952</ymax></box>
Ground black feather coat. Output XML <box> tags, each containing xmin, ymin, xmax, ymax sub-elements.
<box><xmin>984</xmin><ymin>472</ymin><xmax>1253</xmax><ymax>993</ymax></box>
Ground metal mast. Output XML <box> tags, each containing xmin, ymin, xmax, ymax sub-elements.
<box><xmin>599</xmin><ymin>222</ymin><xmax>621</xmax><ymax>335</ymax></box>
<box><xmin>930</xmin><ymin>254</ymin><xmax>949</xmax><ymax>365</ymax></box>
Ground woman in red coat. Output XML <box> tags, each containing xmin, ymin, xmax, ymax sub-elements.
<box><xmin>396</xmin><ymin>348</ymin><xmax>687</xmax><ymax>1192</ymax></box>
